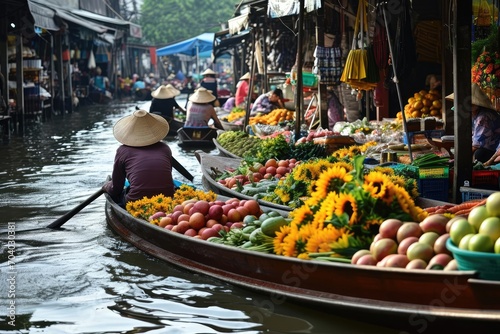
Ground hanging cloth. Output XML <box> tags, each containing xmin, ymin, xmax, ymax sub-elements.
<box><xmin>392</xmin><ymin>0</ymin><xmax>416</xmax><ymax>81</ymax></box>
<box><xmin>340</xmin><ymin>0</ymin><xmax>377</xmax><ymax>91</ymax></box>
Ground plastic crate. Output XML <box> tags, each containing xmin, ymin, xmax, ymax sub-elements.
<box><xmin>287</xmin><ymin>72</ymin><xmax>318</xmax><ymax>87</ymax></box>
<box><xmin>446</xmin><ymin>239</ymin><xmax>500</xmax><ymax>280</ymax></box>
<box><xmin>460</xmin><ymin>186</ymin><xmax>496</xmax><ymax>202</ymax></box>
<box><xmin>419</xmin><ymin>166</ymin><xmax>449</xmax><ymax>179</ymax></box>
<box><xmin>471</xmin><ymin>170</ymin><xmax>500</xmax><ymax>190</ymax></box>
<box><xmin>418</xmin><ymin>178</ymin><xmax>449</xmax><ymax>202</ymax></box>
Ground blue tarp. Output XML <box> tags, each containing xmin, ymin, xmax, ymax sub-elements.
<box><xmin>156</xmin><ymin>33</ymin><xmax>214</xmax><ymax>57</ymax></box>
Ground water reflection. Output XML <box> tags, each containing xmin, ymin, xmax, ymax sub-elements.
<box><xmin>0</xmin><ymin>101</ymin><xmax>397</xmax><ymax>333</ymax></box>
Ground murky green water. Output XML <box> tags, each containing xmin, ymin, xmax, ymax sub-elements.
<box><xmin>0</xmin><ymin>100</ymin><xmax>399</xmax><ymax>333</ymax></box>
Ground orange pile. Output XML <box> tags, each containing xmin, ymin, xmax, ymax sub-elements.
<box><xmin>397</xmin><ymin>89</ymin><xmax>442</xmax><ymax>120</ymax></box>
<box><xmin>249</xmin><ymin>108</ymin><xmax>295</xmax><ymax>126</ymax></box>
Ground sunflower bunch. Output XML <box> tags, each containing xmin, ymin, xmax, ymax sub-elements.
<box><xmin>261</xmin><ymin>142</ymin><xmax>377</xmax><ymax>208</ymax></box>
<box><xmin>126</xmin><ymin>185</ymin><xmax>217</xmax><ymax>222</ymax></box>
<box><xmin>273</xmin><ymin>155</ymin><xmax>428</xmax><ymax>260</ymax></box>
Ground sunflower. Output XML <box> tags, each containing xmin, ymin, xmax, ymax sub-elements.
<box><xmin>334</xmin><ymin>192</ymin><xmax>359</xmax><ymax>225</ymax></box>
<box><xmin>313</xmin><ymin>166</ymin><xmax>353</xmax><ymax>200</ymax></box>
<box><xmin>363</xmin><ymin>171</ymin><xmax>394</xmax><ymax>205</ymax></box>
<box><xmin>272</xmin><ymin>154</ymin><xmax>429</xmax><ymax>260</ymax></box>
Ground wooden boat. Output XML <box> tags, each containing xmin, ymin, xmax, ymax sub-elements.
<box><xmin>104</xmin><ymin>192</ymin><xmax>500</xmax><ymax>332</ymax></box>
<box><xmin>195</xmin><ymin>151</ymin><xmax>292</xmax><ymax>212</ymax></box>
<box><xmin>177</xmin><ymin>127</ymin><xmax>218</xmax><ymax>148</ymax></box>
<box><xmin>165</xmin><ymin>117</ymin><xmax>184</xmax><ymax>137</ymax></box>
<box><xmin>212</xmin><ymin>137</ymin><xmax>241</xmax><ymax>158</ymax></box>
<box><xmin>220</xmin><ymin>120</ymin><xmax>244</xmax><ymax>132</ymax></box>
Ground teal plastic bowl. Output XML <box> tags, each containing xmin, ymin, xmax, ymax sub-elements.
<box><xmin>446</xmin><ymin>238</ymin><xmax>500</xmax><ymax>280</ymax></box>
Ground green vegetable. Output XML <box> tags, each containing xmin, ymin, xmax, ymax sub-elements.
<box><xmin>261</xmin><ymin>216</ymin><xmax>288</xmax><ymax>237</ymax></box>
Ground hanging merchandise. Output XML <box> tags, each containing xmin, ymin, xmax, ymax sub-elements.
<box><xmin>88</xmin><ymin>49</ymin><xmax>96</xmax><ymax>69</ymax></box>
<box><xmin>95</xmin><ymin>44</ymin><xmax>109</xmax><ymax>63</ymax></box>
<box><xmin>74</xmin><ymin>46</ymin><xmax>80</xmax><ymax>60</ymax></box>
<box><xmin>340</xmin><ymin>0</ymin><xmax>377</xmax><ymax>91</ymax></box>
<box><xmin>313</xmin><ymin>46</ymin><xmax>342</xmax><ymax>85</ymax></box>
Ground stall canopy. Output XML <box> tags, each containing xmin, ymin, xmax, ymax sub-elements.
<box><xmin>156</xmin><ymin>33</ymin><xmax>214</xmax><ymax>57</ymax></box>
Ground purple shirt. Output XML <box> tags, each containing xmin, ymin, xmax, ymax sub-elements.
<box><xmin>472</xmin><ymin>109</ymin><xmax>500</xmax><ymax>151</ymax></box>
<box><xmin>105</xmin><ymin>142</ymin><xmax>174</xmax><ymax>203</ymax></box>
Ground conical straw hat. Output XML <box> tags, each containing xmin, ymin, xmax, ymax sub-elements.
<box><xmin>113</xmin><ymin>109</ymin><xmax>169</xmax><ymax>147</ymax></box>
<box><xmin>189</xmin><ymin>87</ymin><xmax>216</xmax><ymax>104</ymax></box>
<box><xmin>151</xmin><ymin>84</ymin><xmax>180</xmax><ymax>99</ymax></box>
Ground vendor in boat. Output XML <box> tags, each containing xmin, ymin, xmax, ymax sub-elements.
<box><xmin>250</xmin><ymin>88</ymin><xmax>284</xmax><ymax>115</ymax></box>
<box><xmin>102</xmin><ymin>109</ymin><xmax>175</xmax><ymax>206</ymax></box>
<box><xmin>235</xmin><ymin>72</ymin><xmax>251</xmax><ymax>108</ymax></box>
<box><xmin>149</xmin><ymin>84</ymin><xmax>186</xmax><ymax>120</ymax></box>
<box><xmin>446</xmin><ymin>83</ymin><xmax>500</xmax><ymax>163</ymax></box>
<box><xmin>185</xmin><ymin>87</ymin><xmax>224</xmax><ymax>130</ymax></box>
<box><xmin>199</xmin><ymin>68</ymin><xmax>219</xmax><ymax>106</ymax></box>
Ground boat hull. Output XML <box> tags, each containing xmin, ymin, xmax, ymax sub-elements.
<box><xmin>195</xmin><ymin>151</ymin><xmax>291</xmax><ymax>211</ymax></box>
<box><xmin>177</xmin><ymin>127</ymin><xmax>217</xmax><ymax>148</ymax></box>
<box><xmin>105</xmin><ymin>194</ymin><xmax>500</xmax><ymax>332</ymax></box>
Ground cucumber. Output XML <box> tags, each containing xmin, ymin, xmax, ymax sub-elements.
<box><xmin>242</xmin><ymin>225</ymin><xmax>256</xmax><ymax>234</ymax></box>
<box><xmin>261</xmin><ymin>216</ymin><xmax>288</xmax><ymax>237</ymax></box>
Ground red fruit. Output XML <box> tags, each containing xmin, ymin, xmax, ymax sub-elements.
<box><xmin>371</xmin><ymin>238</ymin><xmax>398</xmax><ymax>262</ymax></box>
<box><xmin>227</xmin><ymin>208</ymin><xmax>242</xmax><ymax>222</ymax></box>
<box><xmin>184</xmin><ymin>229</ymin><xmax>198</xmax><ymax>237</ymax></box>
<box><xmin>200</xmin><ymin>227</ymin><xmax>219</xmax><ymax>240</ymax></box>
<box><xmin>192</xmin><ymin>200</ymin><xmax>210</xmax><ymax>215</ymax></box>
<box><xmin>243</xmin><ymin>199</ymin><xmax>261</xmax><ymax>216</ymax></box>
<box><xmin>379</xmin><ymin>219</ymin><xmax>403</xmax><ymax>240</ymax></box>
<box><xmin>189</xmin><ymin>212</ymin><xmax>206</xmax><ymax>230</ymax></box>
<box><xmin>266</xmin><ymin>166</ymin><xmax>277</xmax><ymax>175</ymax></box>
<box><xmin>397</xmin><ymin>236</ymin><xmax>419</xmax><ymax>255</ymax></box>
<box><xmin>205</xmin><ymin>219</ymin><xmax>219</xmax><ymax>228</ymax></box>
<box><xmin>208</xmin><ymin>205</ymin><xmax>223</xmax><ymax>220</ymax></box>
<box><xmin>356</xmin><ymin>254</ymin><xmax>378</xmax><ymax>266</ymax></box>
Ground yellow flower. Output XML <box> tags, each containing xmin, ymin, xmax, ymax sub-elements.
<box><xmin>334</xmin><ymin>192</ymin><xmax>359</xmax><ymax>225</ymax></box>
<box><xmin>312</xmin><ymin>166</ymin><xmax>353</xmax><ymax>200</ymax></box>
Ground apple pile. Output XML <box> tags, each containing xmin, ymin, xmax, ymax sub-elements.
<box><xmin>448</xmin><ymin>192</ymin><xmax>500</xmax><ymax>253</ymax></box>
<box><xmin>352</xmin><ymin>214</ymin><xmax>457</xmax><ymax>270</ymax></box>
<box><xmin>149</xmin><ymin>198</ymin><xmax>263</xmax><ymax>241</ymax></box>
<box><xmin>218</xmin><ymin>158</ymin><xmax>299</xmax><ymax>188</ymax></box>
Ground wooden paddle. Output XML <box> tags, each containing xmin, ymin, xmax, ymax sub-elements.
<box><xmin>47</xmin><ymin>188</ymin><xmax>105</xmax><ymax>229</ymax></box>
<box><xmin>172</xmin><ymin>157</ymin><xmax>194</xmax><ymax>181</ymax></box>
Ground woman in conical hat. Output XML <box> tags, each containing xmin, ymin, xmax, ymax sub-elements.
<box><xmin>235</xmin><ymin>72</ymin><xmax>251</xmax><ymax>107</ymax></box>
<box><xmin>199</xmin><ymin>68</ymin><xmax>219</xmax><ymax>106</ymax></box>
<box><xmin>102</xmin><ymin>109</ymin><xmax>175</xmax><ymax>206</ymax></box>
<box><xmin>185</xmin><ymin>87</ymin><xmax>223</xmax><ymax>129</ymax></box>
<box><xmin>446</xmin><ymin>83</ymin><xmax>500</xmax><ymax>163</ymax></box>
<box><xmin>149</xmin><ymin>84</ymin><xmax>186</xmax><ymax>119</ymax></box>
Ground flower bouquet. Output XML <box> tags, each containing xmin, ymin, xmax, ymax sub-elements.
<box><xmin>471</xmin><ymin>50</ymin><xmax>500</xmax><ymax>109</ymax></box>
<box><xmin>272</xmin><ymin>155</ymin><xmax>427</xmax><ymax>260</ymax></box>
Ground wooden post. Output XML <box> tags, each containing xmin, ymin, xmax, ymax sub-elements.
<box><xmin>452</xmin><ymin>0</ymin><xmax>472</xmax><ymax>203</ymax></box>
<box><xmin>294</xmin><ymin>0</ymin><xmax>305</xmax><ymax>142</ymax></box>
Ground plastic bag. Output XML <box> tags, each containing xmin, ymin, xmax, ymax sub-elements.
<box><xmin>88</xmin><ymin>50</ymin><xmax>96</xmax><ymax>69</ymax></box>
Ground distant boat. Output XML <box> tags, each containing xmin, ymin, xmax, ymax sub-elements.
<box><xmin>177</xmin><ymin>127</ymin><xmax>217</xmax><ymax>148</ymax></box>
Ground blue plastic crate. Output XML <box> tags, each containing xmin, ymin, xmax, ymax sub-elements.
<box><xmin>460</xmin><ymin>187</ymin><xmax>496</xmax><ymax>202</ymax></box>
<box><xmin>418</xmin><ymin>178</ymin><xmax>449</xmax><ymax>202</ymax></box>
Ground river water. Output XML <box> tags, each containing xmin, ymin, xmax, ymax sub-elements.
<box><xmin>0</xmin><ymin>99</ymin><xmax>399</xmax><ymax>333</ymax></box>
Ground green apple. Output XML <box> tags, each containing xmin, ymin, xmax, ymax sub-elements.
<box><xmin>458</xmin><ymin>233</ymin><xmax>475</xmax><ymax>250</ymax></box>
<box><xmin>478</xmin><ymin>216</ymin><xmax>500</xmax><ymax>243</ymax></box>
<box><xmin>468</xmin><ymin>234</ymin><xmax>494</xmax><ymax>253</ymax></box>
<box><xmin>495</xmin><ymin>237</ymin><xmax>500</xmax><ymax>254</ymax></box>
<box><xmin>486</xmin><ymin>192</ymin><xmax>500</xmax><ymax>217</ymax></box>
<box><xmin>419</xmin><ymin>231</ymin><xmax>440</xmax><ymax>248</ymax></box>
<box><xmin>467</xmin><ymin>205</ymin><xmax>490</xmax><ymax>231</ymax></box>
<box><xmin>449</xmin><ymin>218</ymin><xmax>475</xmax><ymax>246</ymax></box>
